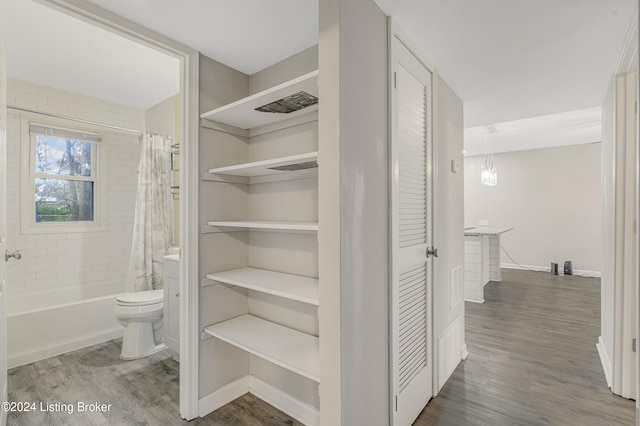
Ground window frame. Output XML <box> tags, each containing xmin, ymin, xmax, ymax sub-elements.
<box><xmin>21</xmin><ymin>115</ymin><xmax>107</xmax><ymax>234</ymax></box>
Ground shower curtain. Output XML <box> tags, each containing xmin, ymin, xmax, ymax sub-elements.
<box><xmin>126</xmin><ymin>132</ymin><xmax>173</xmax><ymax>292</ymax></box>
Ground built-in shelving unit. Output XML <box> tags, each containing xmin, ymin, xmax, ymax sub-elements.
<box><xmin>206</xmin><ymin>267</ymin><xmax>319</xmax><ymax>305</ymax></box>
<box><xmin>204</xmin><ymin>314</ymin><xmax>320</xmax><ymax>382</ymax></box>
<box><xmin>201</xmin><ymin>70</ymin><xmax>319</xmax><ymax>129</ymax></box>
<box><xmin>200</xmin><ymin>68</ymin><xmax>320</xmax><ymax>422</ymax></box>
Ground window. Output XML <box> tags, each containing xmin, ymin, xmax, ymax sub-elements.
<box><xmin>22</xmin><ymin>120</ymin><xmax>106</xmax><ymax>233</ymax></box>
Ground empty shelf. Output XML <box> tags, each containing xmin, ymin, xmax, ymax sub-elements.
<box><xmin>204</xmin><ymin>314</ymin><xmax>319</xmax><ymax>382</ymax></box>
<box><xmin>206</xmin><ymin>267</ymin><xmax>319</xmax><ymax>305</ymax></box>
<box><xmin>207</xmin><ymin>221</ymin><xmax>318</xmax><ymax>232</ymax></box>
<box><xmin>200</xmin><ymin>71</ymin><xmax>319</xmax><ymax>129</ymax></box>
<box><xmin>208</xmin><ymin>152</ymin><xmax>318</xmax><ymax>178</ymax></box>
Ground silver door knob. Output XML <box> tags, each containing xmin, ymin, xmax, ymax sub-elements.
<box><xmin>426</xmin><ymin>247</ymin><xmax>438</xmax><ymax>258</ymax></box>
<box><xmin>5</xmin><ymin>250</ymin><xmax>22</xmax><ymax>261</ymax></box>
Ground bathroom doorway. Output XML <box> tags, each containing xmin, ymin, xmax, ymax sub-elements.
<box><xmin>0</xmin><ymin>0</ymin><xmax>197</xmax><ymax>419</ymax></box>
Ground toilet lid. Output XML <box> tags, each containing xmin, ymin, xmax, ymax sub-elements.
<box><xmin>117</xmin><ymin>289</ymin><xmax>164</xmax><ymax>305</ymax></box>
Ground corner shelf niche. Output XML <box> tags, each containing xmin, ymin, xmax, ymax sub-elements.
<box><xmin>206</xmin><ymin>267</ymin><xmax>319</xmax><ymax>306</ymax></box>
<box><xmin>204</xmin><ymin>314</ymin><xmax>320</xmax><ymax>383</ymax></box>
<box><xmin>200</xmin><ymin>70</ymin><xmax>319</xmax><ymax>130</ymax></box>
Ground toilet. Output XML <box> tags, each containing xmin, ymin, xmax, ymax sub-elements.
<box><xmin>114</xmin><ymin>289</ymin><xmax>165</xmax><ymax>360</ymax></box>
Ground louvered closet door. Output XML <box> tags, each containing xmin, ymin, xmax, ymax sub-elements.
<box><xmin>390</xmin><ymin>35</ymin><xmax>433</xmax><ymax>426</ymax></box>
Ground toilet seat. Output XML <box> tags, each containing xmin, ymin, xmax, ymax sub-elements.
<box><xmin>116</xmin><ymin>289</ymin><xmax>164</xmax><ymax>306</ymax></box>
<box><xmin>114</xmin><ymin>301</ymin><xmax>163</xmax><ymax>316</ymax></box>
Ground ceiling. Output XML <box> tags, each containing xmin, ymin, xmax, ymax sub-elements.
<box><xmin>0</xmin><ymin>0</ymin><xmax>636</xmax><ymax>151</ymax></box>
<box><xmin>375</xmin><ymin>0</ymin><xmax>636</xmax><ymax>127</ymax></box>
<box><xmin>0</xmin><ymin>0</ymin><xmax>180</xmax><ymax>110</ymax></box>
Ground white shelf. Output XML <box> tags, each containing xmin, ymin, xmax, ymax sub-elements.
<box><xmin>207</xmin><ymin>221</ymin><xmax>318</xmax><ymax>233</ymax></box>
<box><xmin>200</xmin><ymin>71</ymin><xmax>319</xmax><ymax>129</ymax></box>
<box><xmin>206</xmin><ymin>267</ymin><xmax>319</xmax><ymax>306</ymax></box>
<box><xmin>204</xmin><ymin>314</ymin><xmax>319</xmax><ymax>382</ymax></box>
<box><xmin>208</xmin><ymin>152</ymin><xmax>318</xmax><ymax>178</ymax></box>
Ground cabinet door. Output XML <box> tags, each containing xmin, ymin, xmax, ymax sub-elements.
<box><xmin>164</xmin><ymin>277</ymin><xmax>180</xmax><ymax>355</ymax></box>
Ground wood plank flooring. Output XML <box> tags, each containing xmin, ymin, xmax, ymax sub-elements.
<box><xmin>7</xmin><ymin>269</ymin><xmax>636</xmax><ymax>425</ymax></box>
<box><xmin>7</xmin><ymin>341</ymin><xmax>301</xmax><ymax>425</ymax></box>
<box><xmin>415</xmin><ymin>268</ymin><xmax>635</xmax><ymax>426</ymax></box>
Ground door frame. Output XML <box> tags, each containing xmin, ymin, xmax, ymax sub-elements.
<box><xmin>0</xmin><ymin>21</ymin><xmax>7</xmax><ymax>426</ymax></box>
<box><xmin>609</xmin><ymin>8</ymin><xmax>638</xmax><ymax>401</ymax></box>
<box><xmin>388</xmin><ymin>19</ymin><xmax>440</xmax><ymax>424</ymax></box>
<box><xmin>32</xmin><ymin>0</ymin><xmax>200</xmax><ymax>419</ymax></box>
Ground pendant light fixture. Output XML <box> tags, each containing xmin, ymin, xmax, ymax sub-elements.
<box><xmin>481</xmin><ymin>125</ymin><xmax>497</xmax><ymax>186</ymax></box>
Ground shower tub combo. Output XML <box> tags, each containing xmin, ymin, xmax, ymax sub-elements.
<box><xmin>7</xmin><ymin>282</ymin><xmax>124</xmax><ymax>368</ymax></box>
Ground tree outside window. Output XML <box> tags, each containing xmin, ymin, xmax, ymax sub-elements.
<box><xmin>34</xmin><ymin>136</ymin><xmax>95</xmax><ymax>222</ymax></box>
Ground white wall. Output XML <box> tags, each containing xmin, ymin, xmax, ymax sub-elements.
<box><xmin>146</xmin><ymin>96</ymin><xmax>175</xmax><ymax>137</ymax></box>
<box><xmin>464</xmin><ymin>143</ymin><xmax>602</xmax><ymax>275</ymax></box>
<box><xmin>434</xmin><ymin>73</ymin><xmax>466</xmax><ymax>391</ymax></box>
<box><xmin>318</xmin><ymin>0</ymin><xmax>389</xmax><ymax>423</ymax></box>
<box><xmin>5</xmin><ymin>79</ymin><xmax>142</xmax><ymax>300</ymax></box>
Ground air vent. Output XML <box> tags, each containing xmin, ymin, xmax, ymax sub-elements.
<box><xmin>255</xmin><ymin>91</ymin><xmax>318</xmax><ymax>114</ymax></box>
<box><xmin>268</xmin><ymin>161</ymin><xmax>318</xmax><ymax>172</ymax></box>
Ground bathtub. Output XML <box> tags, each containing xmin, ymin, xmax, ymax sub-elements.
<box><xmin>7</xmin><ymin>281</ymin><xmax>125</xmax><ymax>368</ymax></box>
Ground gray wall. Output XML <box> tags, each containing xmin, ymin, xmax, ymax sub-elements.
<box><xmin>198</xmin><ymin>54</ymin><xmax>249</xmax><ymax>398</ymax></box>
<box><xmin>249</xmin><ymin>46</ymin><xmax>318</xmax><ymax>95</ymax></box>
<box><xmin>434</xmin><ymin>73</ymin><xmax>465</xmax><ymax>388</ymax></box>
<box><xmin>319</xmin><ymin>0</ymin><xmax>389</xmax><ymax>424</ymax></box>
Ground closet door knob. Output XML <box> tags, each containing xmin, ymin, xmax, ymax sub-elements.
<box><xmin>426</xmin><ymin>247</ymin><xmax>438</xmax><ymax>258</ymax></box>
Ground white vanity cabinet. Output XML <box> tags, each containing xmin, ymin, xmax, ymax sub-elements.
<box><xmin>163</xmin><ymin>254</ymin><xmax>180</xmax><ymax>361</ymax></box>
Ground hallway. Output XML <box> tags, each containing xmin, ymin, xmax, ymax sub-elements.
<box><xmin>415</xmin><ymin>269</ymin><xmax>635</xmax><ymax>425</ymax></box>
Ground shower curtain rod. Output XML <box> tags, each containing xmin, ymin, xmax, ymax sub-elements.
<box><xmin>7</xmin><ymin>106</ymin><xmax>173</xmax><ymax>140</ymax></box>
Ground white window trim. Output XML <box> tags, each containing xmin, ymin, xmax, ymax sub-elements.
<box><xmin>20</xmin><ymin>114</ymin><xmax>107</xmax><ymax>234</ymax></box>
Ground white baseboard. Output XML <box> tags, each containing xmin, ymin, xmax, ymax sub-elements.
<box><xmin>198</xmin><ymin>376</ymin><xmax>250</xmax><ymax>417</ymax></box>
<box><xmin>198</xmin><ymin>375</ymin><xmax>319</xmax><ymax>426</ymax></box>
<box><xmin>8</xmin><ymin>328</ymin><xmax>123</xmax><ymax>369</ymax></box>
<box><xmin>596</xmin><ymin>336</ymin><xmax>613</xmax><ymax>388</ymax></box>
<box><xmin>461</xmin><ymin>343</ymin><xmax>469</xmax><ymax>360</ymax></box>
<box><xmin>501</xmin><ymin>263</ymin><xmax>601</xmax><ymax>278</ymax></box>
<box><xmin>249</xmin><ymin>376</ymin><xmax>319</xmax><ymax>426</ymax></box>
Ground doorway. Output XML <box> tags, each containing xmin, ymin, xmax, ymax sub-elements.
<box><xmin>0</xmin><ymin>0</ymin><xmax>198</xmax><ymax>420</ymax></box>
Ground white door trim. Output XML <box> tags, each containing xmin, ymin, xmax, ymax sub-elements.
<box><xmin>33</xmin><ymin>0</ymin><xmax>200</xmax><ymax>419</ymax></box>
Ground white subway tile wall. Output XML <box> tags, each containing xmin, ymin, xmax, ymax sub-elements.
<box><xmin>5</xmin><ymin>78</ymin><xmax>144</xmax><ymax>298</ymax></box>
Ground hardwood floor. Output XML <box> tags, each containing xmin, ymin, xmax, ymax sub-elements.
<box><xmin>7</xmin><ymin>269</ymin><xmax>635</xmax><ymax>425</ymax></box>
<box><xmin>7</xmin><ymin>341</ymin><xmax>301</xmax><ymax>425</ymax></box>
<box><xmin>415</xmin><ymin>268</ymin><xmax>635</xmax><ymax>426</ymax></box>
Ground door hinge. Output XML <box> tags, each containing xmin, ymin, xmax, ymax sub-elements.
<box><xmin>394</xmin><ymin>72</ymin><xmax>397</xmax><ymax>89</ymax></box>
<box><xmin>635</xmin><ymin>100</ymin><xmax>638</xmax><ymax>114</ymax></box>
<box><xmin>395</xmin><ymin>395</ymin><xmax>398</xmax><ymax>411</ymax></box>
<box><xmin>633</xmin><ymin>338</ymin><xmax>637</xmax><ymax>353</ymax></box>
